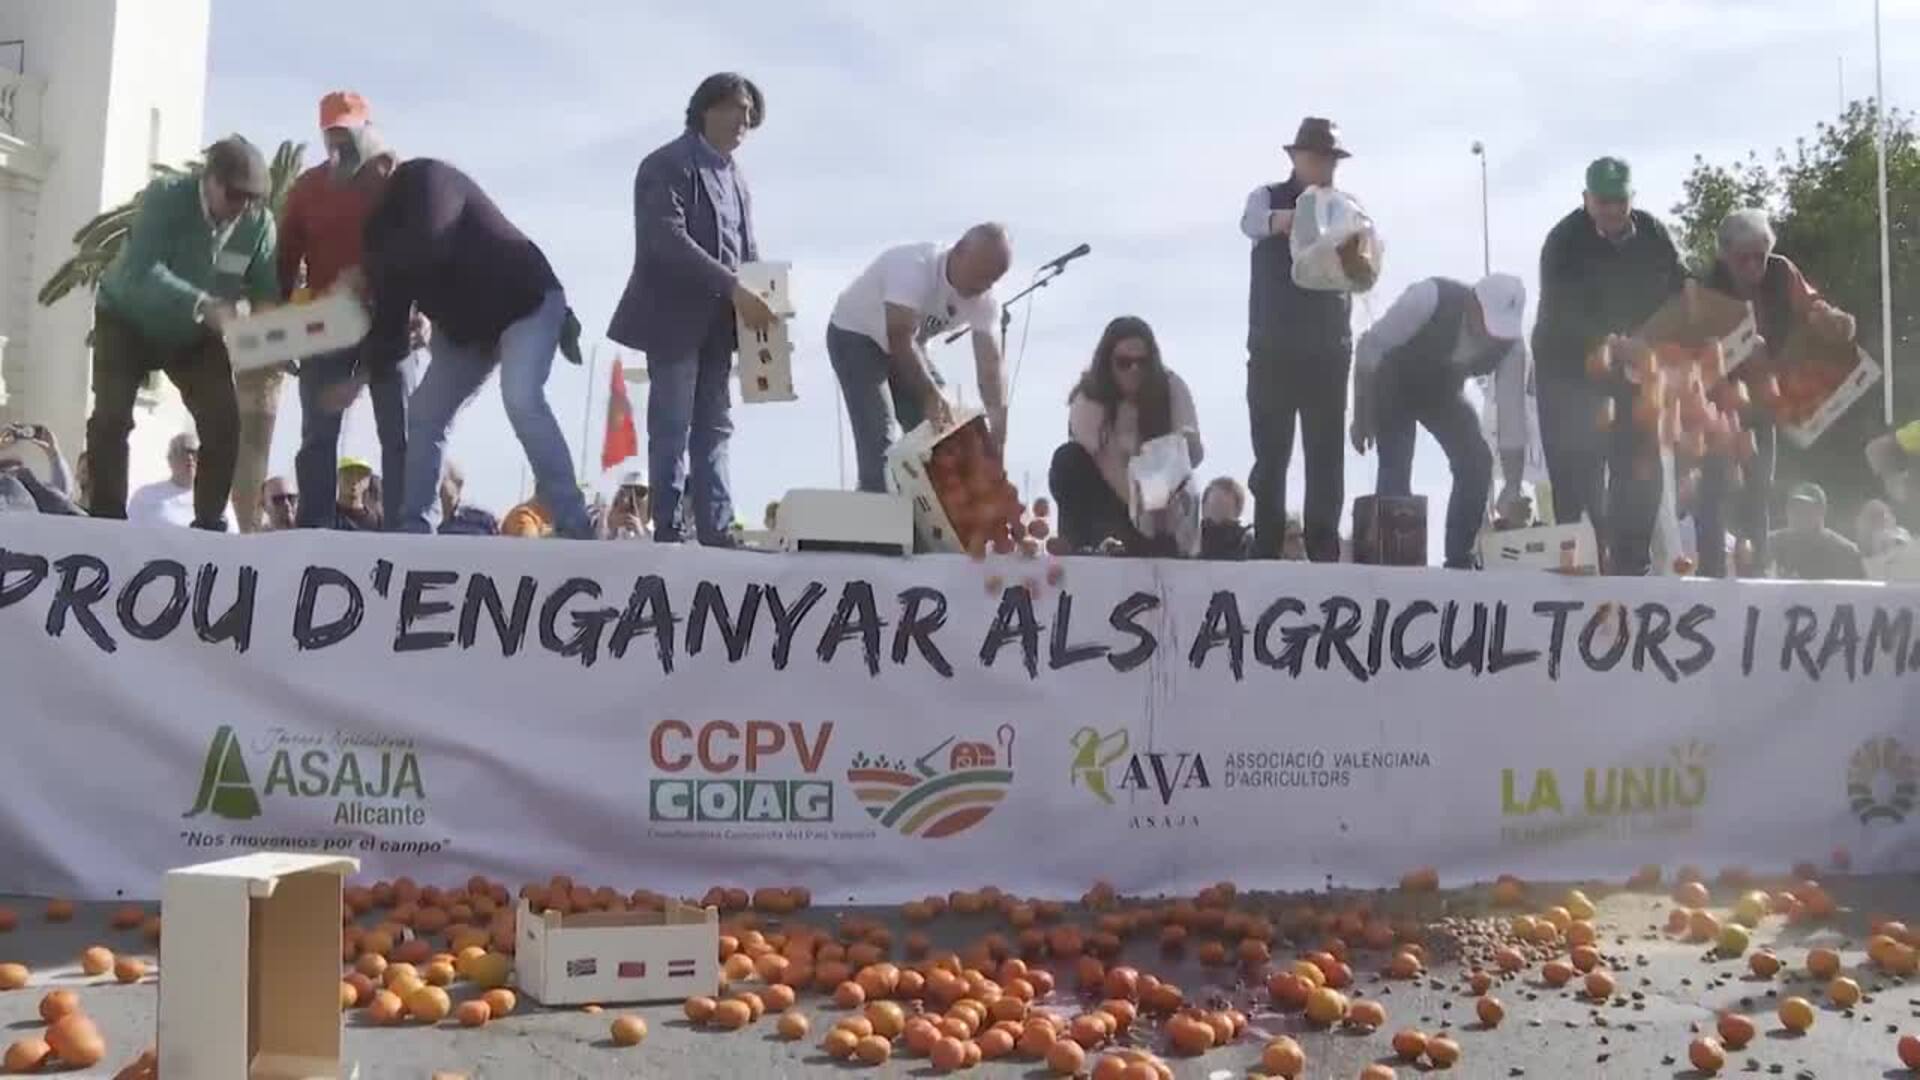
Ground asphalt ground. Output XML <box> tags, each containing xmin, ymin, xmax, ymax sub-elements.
<box><xmin>1</xmin><ymin>875</ymin><xmax>1917</xmax><ymax>1078</ymax></box>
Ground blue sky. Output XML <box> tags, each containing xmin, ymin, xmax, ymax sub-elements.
<box><xmin>204</xmin><ymin>0</ymin><xmax>1918</xmax><ymax>539</ymax></box>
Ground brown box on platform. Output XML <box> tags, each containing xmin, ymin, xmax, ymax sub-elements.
<box><xmin>1352</xmin><ymin>495</ymin><xmax>1427</xmax><ymax>566</ymax></box>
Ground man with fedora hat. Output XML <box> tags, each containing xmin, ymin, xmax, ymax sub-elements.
<box><xmin>85</xmin><ymin>135</ymin><xmax>280</xmax><ymax>530</ymax></box>
<box><xmin>1531</xmin><ymin>156</ymin><xmax>1686</xmax><ymax>574</ymax></box>
<box><xmin>1239</xmin><ymin>116</ymin><xmax>1354</xmax><ymax>561</ymax></box>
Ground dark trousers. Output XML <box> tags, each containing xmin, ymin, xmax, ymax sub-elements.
<box><xmin>295</xmin><ymin>347</ymin><xmax>407</xmax><ymax>529</ymax></box>
<box><xmin>1049</xmin><ymin>442</ymin><xmax>1149</xmax><ymax>551</ymax></box>
<box><xmin>1248</xmin><ymin>345</ymin><xmax>1349</xmax><ymax>561</ymax></box>
<box><xmin>827</xmin><ymin>325</ymin><xmax>927</xmax><ymax>494</ymax></box>
<box><xmin>1538</xmin><ymin>375</ymin><xmax>1663</xmax><ymax>575</ymax></box>
<box><xmin>1694</xmin><ymin>418</ymin><xmax>1776</xmax><ymax>577</ymax></box>
<box><xmin>1374</xmin><ymin>365</ymin><xmax>1490</xmax><ymax>569</ymax></box>
<box><xmin>86</xmin><ymin>306</ymin><xmax>238</xmax><ymax>528</ymax></box>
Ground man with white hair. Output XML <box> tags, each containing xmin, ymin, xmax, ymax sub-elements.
<box><xmin>1699</xmin><ymin>207</ymin><xmax>1856</xmax><ymax>576</ymax></box>
<box><xmin>1350</xmin><ymin>274</ymin><xmax>1531</xmax><ymax>568</ymax></box>
<box><xmin>127</xmin><ymin>432</ymin><xmax>236</xmax><ymax>529</ymax></box>
<box><xmin>826</xmin><ymin>222</ymin><xmax>1012</xmax><ymax>492</ymax></box>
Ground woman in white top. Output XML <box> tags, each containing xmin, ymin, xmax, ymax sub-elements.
<box><xmin>1048</xmin><ymin>316</ymin><xmax>1203</xmax><ymax>553</ymax></box>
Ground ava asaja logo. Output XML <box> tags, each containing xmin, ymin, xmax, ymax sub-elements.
<box><xmin>1848</xmin><ymin>736</ymin><xmax>1918</xmax><ymax>825</ymax></box>
<box><xmin>1069</xmin><ymin>727</ymin><xmax>1211</xmax><ymax>810</ymax></box>
<box><xmin>185</xmin><ymin>725</ymin><xmax>426</xmax><ymax>825</ymax></box>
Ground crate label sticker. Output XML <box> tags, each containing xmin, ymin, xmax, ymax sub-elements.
<box><xmin>616</xmin><ymin>961</ymin><xmax>646</xmax><ymax>979</ymax></box>
<box><xmin>565</xmin><ymin>958</ymin><xmax>597</xmax><ymax>978</ymax></box>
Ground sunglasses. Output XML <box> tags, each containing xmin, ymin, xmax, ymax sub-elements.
<box><xmin>1111</xmin><ymin>353</ymin><xmax>1148</xmax><ymax>372</ymax></box>
<box><xmin>269</xmin><ymin>494</ymin><xmax>298</xmax><ymax>507</ymax></box>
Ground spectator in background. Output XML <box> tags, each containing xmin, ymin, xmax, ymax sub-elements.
<box><xmin>1531</xmin><ymin>156</ymin><xmax>1687</xmax><ymax>574</ymax></box>
<box><xmin>87</xmin><ymin>136</ymin><xmax>278</xmax><ymax>529</ymax></box>
<box><xmin>1282</xmin><ymin>512</ymin><xmax>1308</xmax><ymax>560</ymax></box>
<box><xmin>73</xmin><ymin>451</ymin><xmax>90</xmax><ymax>511</ymax></box>
<box><xmin>1049</xmin><ymin>316</ymin><xmax>1202</xmax><ymax>555</ymax></box>
<box><xmin>0</xmin><ymin>472</ymin><xmax>35</xmax><ymax>514</ymax></box>
<box><xmin>323</xmin><ymin>132</ymin><xmax>594</xmax><ymax>538</ymax></box>
<box><xmin>764</xmin><ymin>500</ymin><xmax>780</xmax><ymax>532</ymax></box>
<box><xmin>609</xmin><ymin>73</ymin><xmax>775</xmax><ymax>546</ymax></box>
<box><xmin>0</xmin><ymin>423</ymin><xmax>83</xmax><ymax>515</ymax></box>
<box><xmin>603</xmin><ymin>473</ymin><xmax>652</xmax><ymax>540</ymax></box>
<box><xmin>1698</xmin><ymin>208</ymin><xmax>1857</xmax><ymax>577</ymax></box>
<box><xmin>1857</xmin><ymin>498</ymin><xmax>1910</xmax><ymax>559</ymax></box>
<box><xmin>284</xmin><ymin>92</ymin><xmax>409</xmax><ymax>531</ymax></box>
<box><xmin>330</xmin><ymin>458</ymin><xmax>379</xmax><ymax>531</ymax></box>
<box><xmin>258</xmin><ymin>475</ymin><xmax>297</xmax><ymax>530</ymax></box>
<box><xmin>1770</xmin><ymin>483</ymin><xmax>1865</xmax><ymax>581</ymax></box>
<box><xmin>128</xmin><ymin>433</ymin><xmax>235</xmax><ymax>529</ymax></box>
<box><xmin>501</xmin><ymin>499</ymin><xmax>553</xmax><ymax>538</ymax></box>
<box><xmin>435</xmin><ymin>462</ymin><xmax>499</xmax><ymax>536</ymax></box>
<box><xmin>1200</xmin><ymin>477</ymin><xmax>1251</xmax><ymax>560</ymax></box>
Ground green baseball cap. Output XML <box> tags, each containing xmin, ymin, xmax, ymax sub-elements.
<box><xmin>1586</xmin><ymin>157</ymin><xmax>1633</xmax><ymax>201</ymax></box>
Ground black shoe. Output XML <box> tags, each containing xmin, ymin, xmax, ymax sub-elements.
<box><xmin>190</xmin><ymin>518</ymin><xmax>229</xmax><ymax>533</ymax></box>
<box><xmin>699</xmin><ymin>532</ymin><xmax>743</xmax><ymax>550</ymax></box>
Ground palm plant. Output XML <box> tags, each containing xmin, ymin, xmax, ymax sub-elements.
<box><xmin>37</xmin><ymin>139</ymin><xmax>306</xmax><ymax>308</ymax></box>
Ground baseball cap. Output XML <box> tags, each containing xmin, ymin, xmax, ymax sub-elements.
<box><xmin>1585</xmin><ymin>157</ymin><xmax>1633</xmax><ymax>201</ymax></box>
<box><xmin>338</xmin><ymin>457</ymin><xmax>374</xmax><ymax>476</ymax></box>
<box><xmin>319</xmin><ymin>91</ymin><xmax>370</xmax><ymax>131</ymax></box>
<box><xmin>1473</xmin><ymin>273</ymin><xmax>1527</xmax><ymax>341</ymax></box>
<box><xmin>1787</xmin><ymin>482</ymin><xmax>1828</xmax><ymax>507</ymax></box>
<box><xmin>205</xmin><ymin>136</ymin><xmax>270</xmax><ymax>199</ymax></box>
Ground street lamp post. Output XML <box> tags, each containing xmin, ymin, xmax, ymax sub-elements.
<box><xmin>1875</xmin><ymin>0</ymin><xmax>1895</xmax><ymax>426</ymax></box>
<box><xmin>1471</xmin><ymin>141</ymin><xmax>1491</xmax><ymax>276</ymax></box>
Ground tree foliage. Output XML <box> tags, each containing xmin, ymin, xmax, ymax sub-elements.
<box><xmin>1672</xmin><ymin>102</ymin><xmax>1920</xmax><ymax>517</ymax></box>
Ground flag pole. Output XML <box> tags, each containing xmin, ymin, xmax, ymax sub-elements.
<box><xmin>1876</xmin><ymin>0</ymin><xmax>1895</xmax><ymax>426</ymax></box>
<box><xmin>579</xmin><ymin>342</ymin><xmax>601</xmax><ymax>477</ymax></box>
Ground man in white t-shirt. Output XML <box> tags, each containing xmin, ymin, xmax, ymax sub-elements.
<box><xmin>826</xmin><ymin>223</ymin><xmax>1012</xmax><ymax>492</ymax></box>
<box><xmin>127</xmin><ymin>432</ymin><xmax>236</xmax><ymax>529</ymax></box>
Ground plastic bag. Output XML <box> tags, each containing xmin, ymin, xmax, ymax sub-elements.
<box><xmin>1128</xmin><ymin>433</ymin><xmax>1201</xmax><ymax>556</ymax></box>
<box><xmin>1290</xmin><ymin>186</ymin><xmax>1383</xmax><ymax>294</ymax></box>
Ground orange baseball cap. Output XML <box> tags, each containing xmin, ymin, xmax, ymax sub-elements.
<box><xmin>319</xmin><ymin>91</ymin><xmax>370</xmax><ymax>131</ymax></box>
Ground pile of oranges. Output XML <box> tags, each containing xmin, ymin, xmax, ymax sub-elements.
<box><xmin>1771</xmin><ymin>329</ymin><xmax>1864</xmax><ymax>430</ymax></box>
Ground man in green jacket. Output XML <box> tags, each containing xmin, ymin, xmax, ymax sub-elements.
<box><xmin>85</xmin><ymin>136</ymin><xmax>279</xmax><ymax>529</ymax></box>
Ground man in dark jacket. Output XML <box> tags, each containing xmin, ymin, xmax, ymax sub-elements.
<box><xmin>320</xmin><ymin>132</ymin><xmax>591</xmax><ymax>537</ymax></box>
<box><xmin>608</xmin><ymin>73</ymin><xmax>777</xmax><ymax>546</ymax></box>
<box><xmin>1241</xmin><ymin>117</ymin><xmax>1353</xmax><ymax>561</ymax></box>
<box><xmin>1531</xmin><ymin>157</ymin><xmax>1687</xmax><ymax>574</ymax></box>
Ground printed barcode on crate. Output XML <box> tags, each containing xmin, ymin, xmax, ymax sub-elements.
<box><xmin>565</xmin><ymin>958</ymin><xmax>597</xmax><ymax>978</ymax></box>
<box><xmin>617</xmin><ymin>962</ymin><xmax>646</xmax><ymax>979</ymax></box>
<box><xmin>668</xmin><ymin>959</ymin><xmax>698</xmax><ymax>978</ymax></box>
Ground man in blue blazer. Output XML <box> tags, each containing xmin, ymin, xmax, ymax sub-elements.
<box><xmin>609</xmin><ymin>73</ymin><xmax>776</xmax><ymax>546</ymax></box>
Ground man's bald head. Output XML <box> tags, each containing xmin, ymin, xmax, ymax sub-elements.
<box><xmin>949</xmin><ymin>222</ymin><xmax>1012</xmax><ymax>297</ymax></box>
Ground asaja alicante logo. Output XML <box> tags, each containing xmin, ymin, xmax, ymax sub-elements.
<box><xmin>847</xmin><ymin>726</ymin><xmax>1014</xmax><ymax>839</ymax></box>
<box><xmin>1502</xmin><ymin>739</ymin><xmax>1711</xmax><ymax>819</ymax></box>
<box><xmin>186</xmin><ymin>725</ymin><xmax>428</xmax><ymax>826</ymax></box>
<box><xmin>1847</xmin><ymin>736</ymin><xmax>1917</xmax><ymax>825</ymax></box>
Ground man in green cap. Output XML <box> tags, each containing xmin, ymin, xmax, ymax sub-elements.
<box><xmin>85</xmin><ymin>135</ymin><xmax>280</xmax><ymax>530</ymax></box>
<box><xmin>1531</xmin><ymin>155</ymin><xmax>1687</xmax><ymax>574</ymax></box>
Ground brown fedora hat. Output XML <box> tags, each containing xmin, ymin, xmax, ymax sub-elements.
<box><xmin>1285</xmin><ymin>117</ymin><xmax>1350</xmax><ymax>159</ymax></box>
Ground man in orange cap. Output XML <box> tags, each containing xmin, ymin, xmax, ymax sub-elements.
<box><xmin>278</xmin><ymin>91</ymin><xmax>413</xmax><ymax>530</ymax></box>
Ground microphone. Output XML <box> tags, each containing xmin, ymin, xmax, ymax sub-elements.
<box><xmin>1037</xmin><ymin>243</ymin><xmax>1091</xmax><ymax>275</ymax></box>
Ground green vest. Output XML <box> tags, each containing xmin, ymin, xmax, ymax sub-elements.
<box><xmin>98</xmin><ymin>173</ymin><xmax>278</xmax><ymax>346</ymax></box>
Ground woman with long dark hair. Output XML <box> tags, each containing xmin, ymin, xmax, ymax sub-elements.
<box><xmin>1048</xmin><ymin>316</ymin><xmax>1203</xmax><ymax>552</ymax></box>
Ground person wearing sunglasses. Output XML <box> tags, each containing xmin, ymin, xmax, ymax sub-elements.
<box><xmin>1531</xmin><ymin>156</ymin><xmax>1687</xmax><ymax>575</ymax></box>
<box><xmin>86</xmin><ymin>135</ymin><xmax>279</xmax><ymax>530</ymax></box>
<box><xmin>258</xmin><ymin>475</ymin><xmax>298</xmax><ymax>531</ymax></box>
<box><xmin>1697</xmin><ymin>208</ymin><xmax>1855</xmax><ymax>578</ymax></box>
<box><xmin>1049</xmin><ymin>316</ymin><xmax>1202</xmax><ymax>554</ymax></box>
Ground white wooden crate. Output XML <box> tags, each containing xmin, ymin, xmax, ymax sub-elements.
<box><xmin>515</xmin><ymin>898</ymin><xmax>719</xmax><ymax>1006</ymax></box>
<box><xmin>735</xmin><ymin>261</ymin><xmax>796</xmax><ymax>404</ymax></box>
<box><xmin>224</xmin><ymin>293</ymin><xmax>369</xmax><ymax>373</ymax></box>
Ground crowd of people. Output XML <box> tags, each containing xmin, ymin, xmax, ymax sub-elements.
<box><xmin>0</xmin><ymin>75</ymin><xmax>1906</xmax><ymax>581</ymax></box>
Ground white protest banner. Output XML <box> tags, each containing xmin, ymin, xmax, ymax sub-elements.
<box><xmin>1</xmin><ymin>515</ymin><xmax>1918</xmax><ymax>903</ymax></box>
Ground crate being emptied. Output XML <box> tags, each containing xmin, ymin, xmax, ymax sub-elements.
<box><xmin>515</xmin><ymin>898</ymin><xmax>719</xmax><ymax>1006</ymax></box>
<box><xmin>160</xmin><ymin>852</ymin><xmax>361</xmax><ymax>1080</ymax></box>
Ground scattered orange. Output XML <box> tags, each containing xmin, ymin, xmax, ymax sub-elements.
<box><xmin>777</xmin><ymin>1010</ymin><xmax>810</xmax><ymax>1040</ymax></box>
<box><xmin>1426</xmin><ymin>1034</ymin><xmax>1461</xmax><ymax>1067</ymax></box>
<box><xmin>1807</xmin><ymin>948</ymin><xmax>1842</xmax><ymax>980</ymax></box>
<box><xmin>455</xmin><ymin>1000</ymin><xmax>490</xmax><ymax>1028</ymax></box>
<box><xmin>610</xmin><ymin>1015</ymin><xmax>647</xmax><ymax>1046</ymax></box>
<box><xmin>1778</xmin><ymin>996</ymin><xmax>1815</xmax><ymax>1033</ymax></box>
<box><xmin>113</xmin><ymin>957</ymin><xmax>147</xmax><ymax>984</ymax></box>
<box><xmin>2</xmin><ymin>1038</ymin><xmax>49</xmax><ymax>1074</ymax></box>
<box><xmin>1689</xmin><ymin>1036</ymin><xmax>1726</xmax><ymax>1074</ymax></box>
<box><xmin>1476</xmin><ymin>996</ymin><xmax>1505</xmax><ymax>1027</ymax></box>
<box><xmin>0</xmin><ymin>964</ymin><xmax>26</xmax><ymax>991</ymax></box>
<box><xmin>1716</xmin><ymin>1013</ymin><xmax>1755</xmax><ymax>1050</ymax></box>
<box><xmin>1391</xmin><ymin>1029</ymin><xmax>1427</xmax><ymax>1062</ymax></box>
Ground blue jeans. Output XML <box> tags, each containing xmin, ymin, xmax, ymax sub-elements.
<box><xmin>827</xmin><ymin>325</ymin><xmax>927</xmax><ymax>494</ymax></box>
<box><xmin>295</xmin><ymin>347</ymin><xmax>407</xmax><ymax>529</ymax></box>
<box><xmin>646</xmin><ymin>313</ymin><xmax>735</xmax><ymax>542</ymax></box>
<box><xmin>399</xmin><ymin>289</ymin><xmax>590</xmax><ymax>537</ymax></box>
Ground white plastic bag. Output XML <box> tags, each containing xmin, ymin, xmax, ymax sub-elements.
<box><xmin>1128</xmin><ymin>433</ymin><xmax>1201</xmax><ymax>556</ymax></box>
<box><xmin>1290</xmin><ymin>186</ymin><xmax>1383</xmax><ymax>294</ymax></box>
